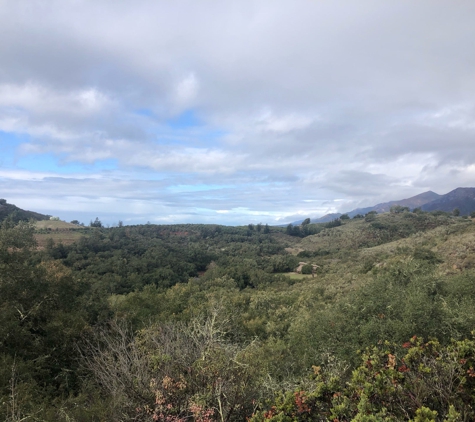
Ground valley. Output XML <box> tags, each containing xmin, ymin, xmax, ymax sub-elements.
<box><xmin>2</xmin><ymin>202</ymin><xmax>475</xmax><ymax>420</ymax></box>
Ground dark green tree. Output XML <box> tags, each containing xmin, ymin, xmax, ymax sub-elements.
<box><xmin>90</xmin><ymin>217</ymin><xmax>103</xmax><ymax>228</ymax></box>
<box><xmin>286</xmin><ymin>224</ymin><xmax>293</xmax><ymax>235</ymax></box>
<box><xmin>365</xmin><ymin>211</ymin><xmax>377</xmax><ymax>222</ymax></box>
<box><xmin>390</xmin><ymin>205</ymin><xmax>410</xmax><ymax>214</ymax></box>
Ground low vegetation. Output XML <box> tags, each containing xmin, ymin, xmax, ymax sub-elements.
<box><xmin>1</xmin><ymin>208</ymin><xmax>475</xmax><ymax>420</ymax></box>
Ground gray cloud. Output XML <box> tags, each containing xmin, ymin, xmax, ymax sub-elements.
<box><xmin>1</xmin><ymin>0</ymin><xmax>475</xmax><ymax>224</ymax></box>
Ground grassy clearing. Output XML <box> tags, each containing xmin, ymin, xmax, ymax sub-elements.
<box><xmin>277</xmin><ymin>272</ymin><xmax>313</xmax><ymax>281</ymax></box>
<box><xmin>34</xmin><ymin>220</ymin><xmax>92</xmax><ymax>247</ymax></box>
<box><xmin>34</xmin><ymin>220</ymin><xmax>82</xmax><ymax>229</ymax></box>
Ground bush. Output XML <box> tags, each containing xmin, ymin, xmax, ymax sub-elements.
<box><xmin>325</xmin><ymin>219</ymin><xmax>341</xmax><ymax>228</ymax></box>
<box><xmin>365</xmin><ymin>212</ymin><xmax>376</xmax><ymax>222</ymax></box>
<box><xmin>390</xmin><ymin>205</ymin><xmax>410</xmax><ymax>213</ymax></box>
<box><xmin>297</xmin><ymin>250</ymin><xmax>314</xmax><ymax>258</ymax></box>
<box><xmin>413</xmin><ymin>247</ymin><xmax>442</xmax><ymax>264</ymax></box>
<box><xmin>251</xmin><ymin>336</ymin><xmax>475</xmax><ymax>421</ymax></box>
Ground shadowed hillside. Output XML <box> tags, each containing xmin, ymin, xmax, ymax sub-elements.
<box><xmin>421</xmin><ymin>187</ymin><xmax>475</xmax><ymax>214</ymax></box>
<box><xmin>0</xmin><ymin>198</ymin><xmax>50</xmax><ymax>223</ymax></box>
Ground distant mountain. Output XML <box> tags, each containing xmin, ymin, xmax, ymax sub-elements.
<box><xmin>0</xmin><ymin>199</ymin><xmax>50</xmax><ymax>223</ymax></box>
<box><xmin>308</xmin><ymin>213</ymin><xmax>343</xmax><ymax>224</ymax></box>
<box><xmin>348</xmin><ymin>190</ymin><xmax>441</xmax><ymax>217</ymax></box>
<box><xmin>301</xmin><ymin>191</ymin><xmax>441</xmax><ymax>224</ymax></box>
<box><xmin>421</xmin><ymin>187</ymin><xmax>475</xmax><ymax>215</ymax></box>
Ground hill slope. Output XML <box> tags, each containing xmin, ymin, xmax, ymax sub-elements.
<box><xmin>421</xmin><ymin>187</ymin><xmax>475</xmax><ymax>215</ymax></box>
<box><xmin>0</xmin><ymin>198</ymin><xmax>50</xmax><ymax>223</ymax></box>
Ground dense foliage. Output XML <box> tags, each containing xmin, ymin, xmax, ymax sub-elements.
<box><xmin>251</xmin><ymin>336</ymin><xmax>475</xmax><ymax>421</ymax></box>
<box><xmin>1</xmin><ymin>209</ymin><xmax>475</xmax><ymax>420</ymax></box>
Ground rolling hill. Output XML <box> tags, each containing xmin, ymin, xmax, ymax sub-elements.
<box><xmin>0</xmin><ymin>198</ymin><xmax>50</xmax><ymax>223</ymax></box>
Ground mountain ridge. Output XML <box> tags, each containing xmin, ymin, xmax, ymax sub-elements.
<box><xmin>291</xmin><ymin>188</ymin><xmax>475</xmax><ymax>225</ymax></box>
<box><xmin>421</xmin><ymin>187</ymin><xmax>475</xmax><ymax>215</ymax></box>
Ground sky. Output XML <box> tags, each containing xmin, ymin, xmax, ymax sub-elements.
<box><xmin>1</xmin><ymin>0</ymin><xmax>475</xmax><ymax>226</ymax></box>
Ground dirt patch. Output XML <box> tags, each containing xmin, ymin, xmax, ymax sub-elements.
<box><xmin>295</xmin><ymin>262</ymin><xmax>320</xmax><ymax>274</ymax></box>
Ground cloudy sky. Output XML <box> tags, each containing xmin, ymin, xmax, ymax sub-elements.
<box><xmin>1</xmin><ymin>0</ymin><xmax>475</xmax><ymax>225</ymax></box>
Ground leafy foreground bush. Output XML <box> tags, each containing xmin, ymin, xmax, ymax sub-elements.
<box><xmin>251</xmin><ymin>336</ymin><xmax>475</xmax><ymax>422</ymax></box>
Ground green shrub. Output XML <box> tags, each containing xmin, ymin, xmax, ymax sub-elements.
<box><xmin>252</xmin><ymin>336</ymin><xmax>475</xmax><ymax>421</ymax></box>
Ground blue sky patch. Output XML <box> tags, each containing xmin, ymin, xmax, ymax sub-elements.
<box><xmin>0</xmin><ymin>131</ymin><xmax>28</xmax><ymax>164</ymax></box>
<box><xmin>167</xmin><ymin>110</ymin><xmax>202</xmax><ymax>129</ymax></box>
<box><xmin>134</xmin><ymin>108</ymin><xmax>155</xmax><ymax>118</ymax></box>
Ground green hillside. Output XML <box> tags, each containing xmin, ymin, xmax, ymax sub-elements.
<box><xmin>0</xmin><ymin>198</ymin><xmax>50</xmax><ymax>223</ymax></box>
<box><xmin>2</xmin><ymin>210</ymin><xmax>475</xmax><ymax>420</ymax></box>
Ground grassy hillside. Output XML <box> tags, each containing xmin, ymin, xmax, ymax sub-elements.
<box><xmin>35</xmin><ymin>220</ymin><xmax>81</xmax><ymax>230</ymax></box>
<box><xmin>34</xmin><ymin>220</ymin><xmax>91</xmax><ymax>247</ymax></box>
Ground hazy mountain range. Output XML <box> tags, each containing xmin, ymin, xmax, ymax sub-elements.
<box><xmin>292</xmin><ymin>187</ymin><xmax>475</xmax><ymax>224</ymax></box>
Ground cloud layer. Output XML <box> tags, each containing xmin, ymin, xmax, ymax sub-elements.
<box><xmin>1</xmin><ymin>0</ymin><xmax>475</xmax><ymax>225</ymax></box>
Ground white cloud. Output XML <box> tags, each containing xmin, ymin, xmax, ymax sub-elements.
<box><xmin>2</xmin><ymin>1</ymin><xmax>475</xmax><ymax>223</ymax></box>
<box><xmin>174</xmin><ymin>73</ymin><xmax>199</xmax><ymax>109</ymax></box>
<box><xmin>256</xmin><ymin>110</ymin><xmax>315</xmax><ymax>133</ymax></box>
<box><xmin>0</xmin><ymin>83</ymin><xmax>112</xmax><ymax>116</ymax></box>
